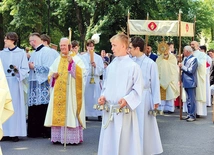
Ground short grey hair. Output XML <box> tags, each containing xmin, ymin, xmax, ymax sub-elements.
<box><xmin>60</xmin><ymin>37</ymin><xmax>69</xmax><ymax>42</ymax></box>
<box><xmin>184</xmin><ymin>45</ymin><xmax>193</xmax><ymax>52</ymax></box>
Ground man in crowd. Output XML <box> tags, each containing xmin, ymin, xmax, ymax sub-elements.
<box><xmin>40</xmin><ymin>34</ymin><xmax>59</xmax><ymax>58</ymax></box>
<box><xmin>190</xmin><ymin>41</ymin><xmax>207</xmax><ymax>117</ymax></box>
<box><xmin>156</xmin><ymin>42</ymin><xmax>179</xmax><ymax>113</ymax></box>
<box><xmin>179</xmin><ymin>46</ymin><xmax>198</xmax><ymax>122</ymax></box>
<box><xmin>27</xmin><ymin>33</ymin><xmax>58</xmax><ymax>138</ymax></box>
<box><xmin>0</xmin><ymin>32</ymin><xmax>29</xmax><ymax>142</ymax></box>
<box><xmin>129</xmin><ymin>36</ymin><xmax>163</xmax><ymax>155</ymax></box>
<box><xmin>97</xmin><ymin>33</ymin><xmax>143</xmax><ymax>155</ymax></box>
<box><xmin>0</xmin><ymin>58</ymin><xmax>14</xmax><ymax>154</ymax></box>
<box><xmin>146</xmin><ymin>44</ymin><xmax>158</xmax><ymax>62</ymax></box>
<box><xmin>209</xmin><ymin>49</ymin><xmax>214</xmax><ymax>85</ymax></box>
<box><xmin>168</xmin><ymin>42</ymin><xmax>176</xmax><ymax>55</ymax></box>
<box><xmin>71</xmin><ymin>40</ymin><xmax>80</xmax><ymax>55</ymax></box>
<box><xmin>81</xmin><ymin>39</ymin><xmax>104</xmax><ymax>121</ymax></box>
<box><xmin>0</xmin><ymin>58</ymin><xmax>14</xmax><ymax>139</ymax></box>
<box><xmin>44</xmin><ymin>38</ymin><xmax>86</xmax><ymax>144</ymax></box>
<box><xmin>200</xmin><ymin>45</ymin><xmax>212</xmax><ymax>107</ymax></box>
<box><xmin>208</xmin><ymin>49</ymin><xmax>214</xmax><ymax>104</ymax></box>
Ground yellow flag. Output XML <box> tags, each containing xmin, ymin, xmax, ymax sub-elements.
<box><xmin>180</xmin><ymin>22</ymin><xmax>194</xmax><ymax>37</ymax></box>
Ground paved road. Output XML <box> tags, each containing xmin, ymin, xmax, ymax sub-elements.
<box><xmin>1</xmin><ymin>107</ymin><xmax>214</xmax><ymax>155</ymax></box>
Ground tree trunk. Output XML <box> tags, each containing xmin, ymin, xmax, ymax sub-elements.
<box><xmin>74</xmin><ymin>1</ymin><xmax>86</xmax><ymax>52</ymax></box>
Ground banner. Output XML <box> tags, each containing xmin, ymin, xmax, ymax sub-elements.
<box><xmin>180</xmin><ymin>22</ymin><xmax>194</xmax><ymax>37</ymax></box>
<box><xmin>129</xmin><ymin>20</ymin><xmax>194</xmax><ymax>37</ymax></box>
<box><xmin>129</xmin><ymin>20</ymin><xmax>179</xmax><ymax>36</ymax></box>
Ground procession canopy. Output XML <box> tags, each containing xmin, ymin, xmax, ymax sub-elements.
<box><xmin>128</xmin><ymin>20</ymin><xmax>194</xmax><ymax>37</ymax></box>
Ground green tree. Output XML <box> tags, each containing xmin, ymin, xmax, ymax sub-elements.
<box><xmin>0</xmin><ymin>0</ymin><xmax>213</xmax><ymax>52</ymax></box>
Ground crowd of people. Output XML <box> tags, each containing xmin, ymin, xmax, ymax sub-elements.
<box><xmin>0</xmin><ymin>31</ymin><xmax>213</xmax><ymax>155</ymax></box>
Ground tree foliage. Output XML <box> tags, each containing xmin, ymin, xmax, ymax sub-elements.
<box><xmin>0</xmin><ymin>0</ymin><xmax>213</xmax><ymax>51</ymax></box>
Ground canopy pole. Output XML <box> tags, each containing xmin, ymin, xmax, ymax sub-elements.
<box><xmin>192</xmin><ymin>16</ymin><xmax>196</xmax><ymax>41</ymax></box>
<box><xmin>145</xmin><ymin>13</ymin><xmax>149</xmax><ymax>51</ymax></box>
<box><xmin>127</xmin><ymin>10</ymin><xmax>130</xmax><ymax>43</ymax></box>
<box><xmin>178</xmin><ymin>9</ymin><xmax>183</xmax><ymax>120</ymax></box>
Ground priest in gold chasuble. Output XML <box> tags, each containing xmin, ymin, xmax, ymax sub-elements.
<box><xmin>44</xmin><ymin>38</ymin><xmax>86</xmax><ymax>144</ymax></box>
<box><xmin>156</xmin><ymin>42</ymin><xmax>179</xmax><ymax>113</ymax></box>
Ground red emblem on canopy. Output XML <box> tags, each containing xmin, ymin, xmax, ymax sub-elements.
<box><xmin>148</xmin><ymin>22</ymin><xmax>157</xmax><ymax>31</ymax></box>
<box><xmin>186</xmin><ymin>24</ymin><xmax>189</xmax><ymax>32</ymax></box>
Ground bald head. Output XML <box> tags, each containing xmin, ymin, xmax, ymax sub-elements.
<box><xmin>190</xmin><ymin>41</ymin><xmax>199</xmax><ymax>51</ymax></box>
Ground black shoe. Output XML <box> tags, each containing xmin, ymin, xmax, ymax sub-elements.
<box><xmin>167</xmin><ymin>111</ymin><xmax>174</xmax><ymax>114</ymax></box>
<box><xmin>98</xmin><ymin>116</ymin><xmax>102</xmax><ymax>121</ymax></box>
<box><xmin>41</xmin><ymin>133</ymin><xmax>50</xmax><ymax>138</ymax></box>
<box><xmin>1</xmin><ymin>136</ymin><xmax>11</xmax><ymax>141</ymax></box>
<box><xmin>196</xmin><ymin>114</ymin><xmax>200</xmax><ymax>118</ymax></box>
<box><xmin>86</xmin><ymin>117</ymin><xmax>88</xmax><ymax>121</ymax></box>
<box><xmin>11</xmin><ymin>136</ymin><xmax>19</xmax><ymax>142</ymax></box>
<box><xmin>186</xmin><ymin>118</ymin><xmax>196</xmax><ymax>122</ymax></box>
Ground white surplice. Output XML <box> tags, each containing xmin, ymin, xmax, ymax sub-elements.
<box><xmin>81</xmin><ymin>52</ymin><xmax>104</xmax><ymax>117</ymax></box>
<box><xmin>98</xmin><ymin>55</ymin><xmax>143</xmax><ymax>155</ymax></box>
<box><xmin>134</xmin><ymin>54</ymin><xmax>163</xmax><ymax>155</ymax></box>
<box><xmin>0</xmin><ymin>47</ymin><xmax>29</xmax><ymax>136</ymax></box>
<box><xmin>193</xmin><ymin>50</ymin><xmax>207</xmax><ymax>116</ymax></box>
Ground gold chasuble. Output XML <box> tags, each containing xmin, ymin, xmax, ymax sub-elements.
<box><xmin>53</xmin><ymin>57</ymin><xmax>68</xmax><ymax>126</ymax></box>
<box><xmin>51</xmin><ymin>53</ymin><xmax>84</xmax><ymax>127</ymax></box>
<box><xmin>75</xmin><ymin>64</ymin><xmax>83</xmax><ymax>127</ymax></box>
<box><xmin>156</xmin><ymin>54</ymin><xmax>179</xmax><ymax>100</ymax></box>
<box><xmin>160</xmin><ymin>87</ymin><xmax>166</xmax><ymax>100</ymax></box>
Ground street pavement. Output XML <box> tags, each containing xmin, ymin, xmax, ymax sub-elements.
<box><xmin>1</xmin><ymin>107</ymin><xmax>214</xmax><ymax>155</ymax></box>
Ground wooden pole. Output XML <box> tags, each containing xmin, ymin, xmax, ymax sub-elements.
<box><xmin>63</xmin><ymin>27</ymin><xmax>72</xmax><ymax>149</ymax></box>
<box><xmin>178</xmin><ymin>9</ymin><xmax>183</xmax><ymax>120</ymax></box>
<box><xmin>145</xmin><ymin>13</ymin><xmax>149</xmax><ymax>48</ymax></box>
<box><xmin>192</xmin><ymin>16</ymin><xmax>196</xmax><ymax>41</ymax></box>
<box><xmin>127</xmin><ymin>10</ymin><xmax>130</xmax><ymax>44</ymax></box>
<box><xmin>68</xmin><ymin>27</ymin><xmax>72</xmax><ymax>51</ymax></box>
